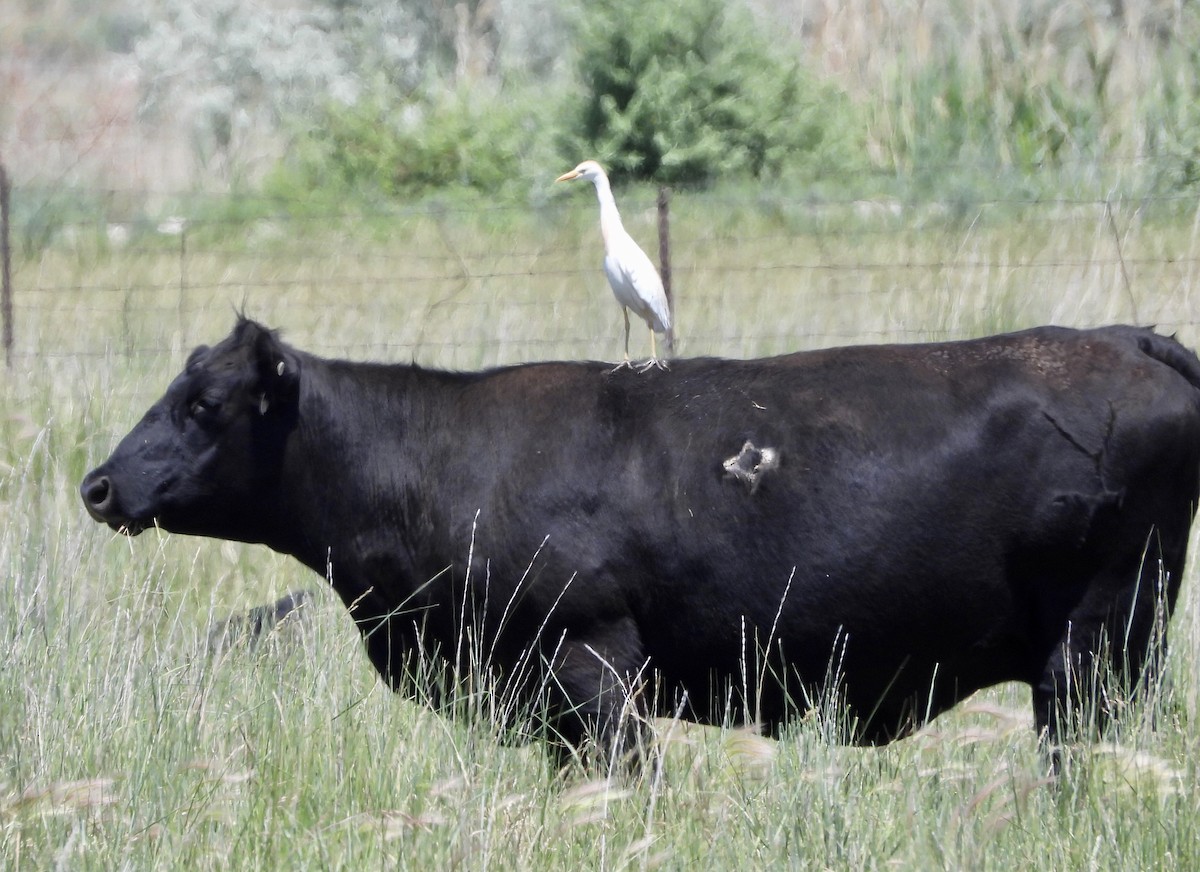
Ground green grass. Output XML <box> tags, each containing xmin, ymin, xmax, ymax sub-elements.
<box><xmin>3</xmin><ymin>190</ymin><xmax>1200</xmax><ymax>868</ymax></box>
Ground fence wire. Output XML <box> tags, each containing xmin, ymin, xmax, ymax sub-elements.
<box><xmin>4</xmin><ymin>185</ymin><xmax>1200</xmax><ymax>379</ymax></box>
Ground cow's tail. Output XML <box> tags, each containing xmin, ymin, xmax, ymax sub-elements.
<box><xmin>1131</xmin><ymin>329</ymin><xmax>1200</xmax><ymax>395</ymax></box>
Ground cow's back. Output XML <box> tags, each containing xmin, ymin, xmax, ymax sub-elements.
<box><xmin>442</xmin><ymin>326</ymin><xmax>1200</xmax><ymax>739</ymax></box>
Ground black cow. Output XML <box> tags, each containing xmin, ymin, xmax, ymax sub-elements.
<box><xmin>81</xmin><ymin>318</ymin><xmax>1200</xmax><ymax>765</ymax></box>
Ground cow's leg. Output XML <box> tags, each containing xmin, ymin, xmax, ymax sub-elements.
<box><xmin>1032</xmin><ymin>643</ymin><xmax>1097</xmax><ymax>775</ymax></box>
<box><xmin>206</xmin><ymin>590</ymin><xmax>313</xmax><ymax>655</ymax></box>
<box><xmin>1033</xmin><ymin>556</ymin><xmax>1173</xmax><ymax>773</ymax></box>
<box><xmin>541</xmin><ymin>617</ymin><xmax>650</xmax><ymax>771</ymax></box>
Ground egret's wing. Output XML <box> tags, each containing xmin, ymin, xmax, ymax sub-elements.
<box><xmin>605</xmin><ymin>233</ymin><xmax>671</xmax><ymax>333</ymax></box>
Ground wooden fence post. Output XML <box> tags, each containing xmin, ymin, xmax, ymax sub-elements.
<box><xmin>656</xmin><ymin>186</ymin><xmax>674</xmax><ymax>355</ymax></box>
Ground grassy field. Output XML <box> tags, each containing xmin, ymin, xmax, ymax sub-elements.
<box><xmin>3</xmin><ymin>191</ymin><xmax>1200</xmax><ymax>868</ymax></box>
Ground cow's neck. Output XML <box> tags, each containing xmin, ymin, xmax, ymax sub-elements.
<box><xmin>273</xmin><ymin>355</ymin><xmax>457</xmax><ymax>587</ymax></box>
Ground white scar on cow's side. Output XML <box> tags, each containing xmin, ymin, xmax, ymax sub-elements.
<box><xmin>722</xmin><ymin>440</ymin><xmax>780</xmax><ymax>494</ymax></box>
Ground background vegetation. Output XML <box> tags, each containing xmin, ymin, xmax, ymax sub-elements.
<box><xmin>6</xmin><ymin>0</ymin><xmax>1200</xmax><ymax>220</ymax></box>
<box><xmin>3</xmin><ymin>0</ymin><xmax>1200</xmax><ymax>868</ymax></box>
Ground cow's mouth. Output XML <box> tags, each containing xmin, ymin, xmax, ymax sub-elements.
<box><xmin>86</xmin><ymin>505</ymin><xmax>148</xmax><ymax>536</ymax></box>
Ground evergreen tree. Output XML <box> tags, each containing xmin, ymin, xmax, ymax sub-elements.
<box><xmin>567</xmin><ymin>0</ymin><xmax>828</xmax><ymax>184</ymax></box>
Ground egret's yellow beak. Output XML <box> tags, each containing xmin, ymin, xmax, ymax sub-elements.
<box><xmin>555</xmin><ymin>170</ymin><xmax>581</xmax><ymax>183</ymax></box>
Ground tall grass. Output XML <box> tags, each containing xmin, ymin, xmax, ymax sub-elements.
<box><xmin>3</xmin><ymin>192</ymin><xmax>1200</xmax><ymax>867</ymax></box>
<box><xmin>778</xmin><ymin>0</ymin><xmax>1200</xmax><ymax>192</ymax></box>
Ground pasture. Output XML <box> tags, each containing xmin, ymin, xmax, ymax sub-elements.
<box><xmin>3</xmin><ymin>191</ymin><xmax>1200</xmax><ymax>868</ymax></box>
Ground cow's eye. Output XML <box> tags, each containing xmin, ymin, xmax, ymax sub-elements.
<box><xmin>189</xmin><ymin>396</ymin><xmax>220</xmax><ymax>420</ymax></box>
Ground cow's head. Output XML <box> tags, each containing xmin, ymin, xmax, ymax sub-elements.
<box><xmin>80</xmin><ymin>318</ymin><xmax>300</xmax><ymax>542</ymax></box>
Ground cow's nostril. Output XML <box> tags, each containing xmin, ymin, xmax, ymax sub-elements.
<box><xmin>82</xmin><ymin>474</ymin><xmax>113</xmax><ymax>512</ymax></box>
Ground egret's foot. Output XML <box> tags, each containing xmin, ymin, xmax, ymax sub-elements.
<box><xmin>608</xmin><ymin>359</ymin><xmax>634</xmax><ymax>374</ymax></box>
<box><xmin>636</xmin><ymin>357</ymin><xmax>669</xmax><ymax>372</ymax></box>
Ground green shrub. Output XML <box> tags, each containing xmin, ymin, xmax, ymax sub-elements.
<box><xmin>266</xmin><ymin>86</ymin><xmax>556</xmax><ymax>202</ymax></box>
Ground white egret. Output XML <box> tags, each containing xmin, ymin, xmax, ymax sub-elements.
<box><xmin>556</xmin><ymin>160</ymin><xmax>672</xmax><ymax>371</ymax></box>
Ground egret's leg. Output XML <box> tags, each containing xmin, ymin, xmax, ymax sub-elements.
<box><xmin>609</xmin><ymin>309</ymin><xmax>634</xmax><ymax>373</ymax></box>
<box><xmin>637</xmin><ymin>329</ymin><xmax>669</xmax><ymax>372</ymax></box>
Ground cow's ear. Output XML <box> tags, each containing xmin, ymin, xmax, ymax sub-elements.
<box><xmin>250</xmin><ymin>328</ymin><xmax>299</xmax><ymax>414</ymax></box>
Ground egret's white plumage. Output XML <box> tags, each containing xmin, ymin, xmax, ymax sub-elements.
<box><xmin>556</xmin><ymin>160</ymin><xmax>672</xmax><ymax>370</ymax></box>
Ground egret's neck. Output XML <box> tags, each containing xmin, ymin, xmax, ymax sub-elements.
<box><xmin>591</xmin><ymin>175</ymin><xmax>625</xmax><ymax>249</ymax></box>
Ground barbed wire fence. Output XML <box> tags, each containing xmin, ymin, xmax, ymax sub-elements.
<box><xmin>4</xmin><ymin>160</ymin><xmax>1200</xmax><ymax>372</ymax></box>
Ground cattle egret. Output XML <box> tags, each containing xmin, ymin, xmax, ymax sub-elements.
<box><xmin>556</xmin><ymin>160</ymin><xmax>672</xmax><ymax>371</ymax></box>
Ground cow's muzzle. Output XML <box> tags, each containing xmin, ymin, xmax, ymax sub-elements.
<box><xmin>79</xmin><ymin>470</ymin><xmax>147</xmax><ymax>536</ymax></box>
